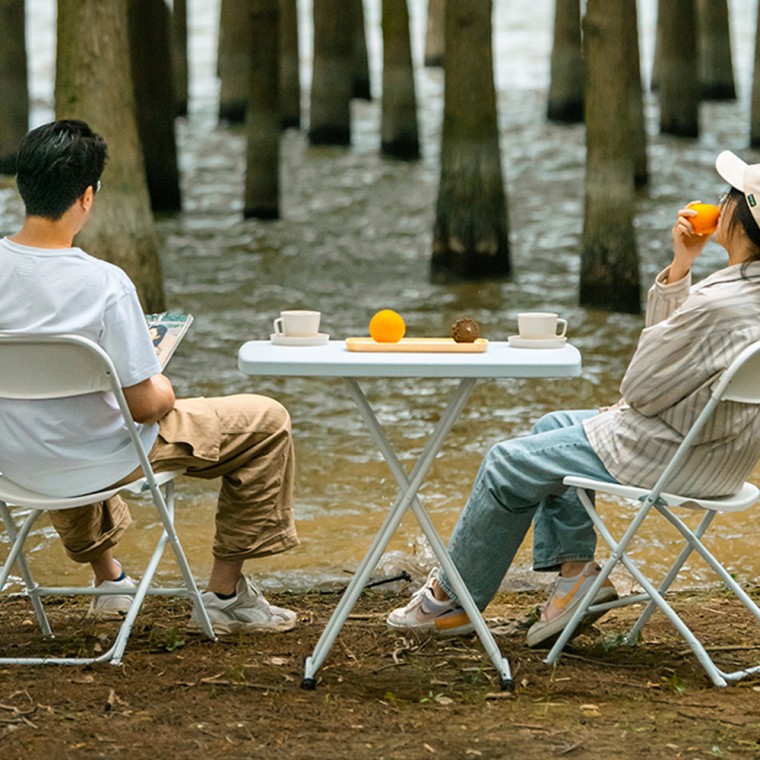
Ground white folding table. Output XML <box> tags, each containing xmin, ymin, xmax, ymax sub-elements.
<box><xmin>237</xmin><ymin>339</ymin><xmax>582</xmax><ymax>691</ymax></box>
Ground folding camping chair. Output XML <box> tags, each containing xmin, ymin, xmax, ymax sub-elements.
<box><xmin>0</xmin><ymin>333</ymin><xmax>216</xmax><ymax>665</ymax></box>
<box><xmin>544</xmin><ymin>339</ymin><xmax>760</xmax><ymax>687</ymax></box>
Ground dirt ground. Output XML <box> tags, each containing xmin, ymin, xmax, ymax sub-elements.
<box><xmin>1</xmin><ymin>585</ymin><xmax>759</xmax><ymax>760</ymax></box>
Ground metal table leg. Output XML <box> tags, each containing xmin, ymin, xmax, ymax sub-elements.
<box><xmin>302</xmin><ymin>378</ymin><xmax>512</xmax><ymax>690</ymax></box>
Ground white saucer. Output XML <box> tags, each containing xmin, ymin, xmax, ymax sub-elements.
<box><xmin>508</xmin><ymin>335</ymin><xmax>567</xmax><ymax>349</ymax></box>
<box><xmin>270</xmin><ymin>333</ymin><xmax>329</xmax><ymax>346</ymax></box>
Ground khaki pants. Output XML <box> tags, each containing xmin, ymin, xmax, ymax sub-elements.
<box><xmin>49</xmin><ymin>395</ymin><xmax>298</xmax><ymax>564</ymax></box>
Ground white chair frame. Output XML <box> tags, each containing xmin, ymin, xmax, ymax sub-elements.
<box><xmin>544</xmin><ymin>340</ymin><xmax>760</xmax><ymax>687</ymax></box>
<box><xmin>0</xmin><ymin>333</ymin><xmax>216</xmax><ymax>665</ymax></box>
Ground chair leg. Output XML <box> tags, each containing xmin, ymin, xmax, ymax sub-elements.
<box><xmin>547</xmin><ymin>488</ymin><xmax>729</xmax><ymax>687</ymax></box>
<box><xmin>656</xmin><ymin>504</ymin><xmax>760</xmax><ymax>623</ymax></box>
<box><xmin>627</xmin><ymin>509</ymin><xmax>715</xmax><ymax>643</ymax></box>
<box><xmin>0</xmin><ymin>504</ymin><xmax>53</xmax><ymax>638</ymax></box>
<box><xmin>150</xmin><ymin>481</ymin><xmax>215</xmax><ymax>639</ymax></box>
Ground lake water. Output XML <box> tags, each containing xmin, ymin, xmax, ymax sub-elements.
<box><xmin>2</xmin><ymin>0</ymin><xmax>759</xmax><ymax>594</ymax></box>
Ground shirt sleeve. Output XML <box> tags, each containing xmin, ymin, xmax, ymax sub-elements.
<box><xmin>644</xmin><ymin>266</ymin><xmax>692</xmax><ymax>327</ymax></box>
<box><xmin>620</xmin><ymin>285</ymin><xmax>735</xmax><ymax>417</ymax></box>
<box><xmin>100</xmin><ymin>284</ymin><xmax>163</xmax><ymax>387</ymax></box>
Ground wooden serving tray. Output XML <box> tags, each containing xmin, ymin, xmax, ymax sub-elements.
<box><xmin>345</xmin><ymin>337</ymin><xmax>489</xmax><ymax>353</ymax></box>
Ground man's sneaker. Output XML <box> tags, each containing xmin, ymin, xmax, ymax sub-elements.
<box><xmin>87</xmin><ymin>574</ymin><xmax>135</xmax><ymax>620</ymax></box>
<box><xmin>387</xmin><ymin>569</ymin><xmax>475</xmax><ymax>637</ymax></box>
<box><xmin>526</xmin><ymin>561</ymin><xmax>618</xmax><ymax>648</ymax></box>
<box><xmin>189</xmin><ymin>576</ymin><xmax>297</xmax><ymax>634</ymax></box>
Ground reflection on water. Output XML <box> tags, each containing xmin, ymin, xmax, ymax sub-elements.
<box><xmin>2</xmin><ymin>0</ymin><xmax>759</xmax><ymax>595</ymax></box>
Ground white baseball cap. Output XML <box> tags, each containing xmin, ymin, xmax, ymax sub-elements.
<box><xmin>715</xmin><ymin>150</ymin><xmax>760</xmax><ymax>230</ymax></box>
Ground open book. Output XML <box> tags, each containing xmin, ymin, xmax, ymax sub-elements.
<box><xmin>145</xmin><ymin>312</ymin><xmax>193</xmax><ymax>368</ymax></box>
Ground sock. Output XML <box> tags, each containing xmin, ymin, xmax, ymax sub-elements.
<box><xmin>420</xmin><ymin>587</ymin><xmax>454</xmax><ymax>615</ymax></box>
<box><xmin>213</xmin><ymin>590</ymin><xmax>237</xmax><ymax>600</ymax></box>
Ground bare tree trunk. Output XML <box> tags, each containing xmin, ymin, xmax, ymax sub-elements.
<box><xmin>128</xmin><ymin>0</ymin><xmax>182</xmax><ymax>213</ymax></box>
<box><xmin>244</xmin><ymin>0</ymin><xmax>280</xmax><ymax>219</ymax></box>
<box><xmin>352</xmin><ymin>0</ymin><xmax>372</xmax><ymax>100</ymax></box>
<box><xmin>424</xmin><ymin>0</ymin><xmax>444</xmax><ymax>67</ymax></box>
<box><xmin>697</xmin><ymin>0</ymin><xmax>736</xmax><ymax>101</ymax></box>
<box><xmin>56</xmin><ymin>0</ymin><xmax>165</xmax><ymax>312</ymax></box>
<box><xmin>651</xmin><ymin>2</ymin><xmax>663</xmax><ymax>91</ymax></box>
<box><xmin>580</xmin><ymin>0</ymin><xmax>640</xmax><ymax>314</ymax></box>
<box><xmin>279</xmin><ymin>0</ymin><xmax>300</xmax><ymax>128</ymax></box>
<box><xmin>658</xmin><ymin>0</ymin><xmax>699</xmax><ymax>137</ymax></box>
<box><xmin>751</xmin><ymin>13</ymin><xmax>760</xmax><ymax>147</ymax></box>
<box><xmin>0</xmin><ymin>0</ymin><xmax>29</xmax><ymax>174</ymax></box>
<box><xmin>432</xmin><ymin>0</ymin><xmax>510</xmax><ymax>281</ymax></box>
<box><xmin>218</xmin><ymin>0</ymin><xmax>253</xmax><ymax>123</ymax></box>
<box><xmin>381</xmin><ymin>0</ymin><xmax>419</xmax><ymax>160</ymax></box>
<box><xmin>547</xmin><ymin>0</ymin><xmax>583</xmax><ymax>123</ymax></box>
<box><xmin>309</xmin><ymin>0</ymin><xmax>352</xmax><ymax>145</ymax></box>
<box><xmin>172</xmin><ymin>0</ymin><xmax>189</xmax><ymax>117</ymax></box>
<box><xmin>625</xmin><ymin>3</ymin><xmax>648</xmax><ymax>189</ymax></box>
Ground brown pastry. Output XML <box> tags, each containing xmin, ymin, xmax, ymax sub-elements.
<box><xmin>451</xmin><ymin>318</ymin><xmax>481</xmax><ymax>343</ymax></box>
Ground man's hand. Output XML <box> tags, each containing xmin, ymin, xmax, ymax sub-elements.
<box><xmin>122</xmin><ymin>374</ymin><xmax>175</xmax><ymax>424</ymax></box>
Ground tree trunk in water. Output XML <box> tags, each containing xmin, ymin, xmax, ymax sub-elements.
<box><xmin>432</xmin><ymin>0</ymin><xmax>510</xmax><ymax>281</ymax></box>
<box><xmin>279</xmin><ymin>0</ymin><xmax>300</xmax><ymax>129</ymax></box>
<box><xmin>0</xmin><ymin>0</ymin><xmax>29</xmax><ymax>174</ymax></box>
<box><xmin>580</xmin><ymin>0</ymin><xmax>640</xmax><ymax>314</ymax></box>
<box><xmin>625</xmin><ymin>3</ymin><xmax>648</xmax><ymax>189</ymax></box>
<box><xmin>651</xmin><ymin>2</ymin><xmax>663</xmax><ymax>91</ymax></box>
<box><xmin>424</xmin><ymin>0</ymin><xmax>444</xmax><ymax>67</ymax></box>
<box><xmin>697</xmin><ymin>0</ymin><xmax>736</xmax><ymax>101</ymax></box>
<box><xmin>172</xmin><ymin>0</ymin><xmax>189</xmax><ymax>116</ymax></box>
<box><xmin>352</xmin><ymin>0</ymin><xmax>372</xmax><ymax>100</ymax></box>
<box><xmin>56</xmin><ymin>0</ymin><xmax>165</xmax><ymax>312</ymax></box>
<box><xmin>658</xmin><ymin>0</ymin><xmax>699</xmax><ymax>138</ymax></box>
<box><xmin>128</xmin><ymin>0</ymin><xmax>182</xmax><ymax>213</ymax></box>
<box><xmin>547</xmin><ymin>0</ymin><xmax>583</xmax><ymax>123</ymax></box>
<box><xmin>381</xmin><ymin>0</ymin><xmax>419</xmax><ymax>160</ymax></box>
<box><xmin>309</xmin><ymin>0</ymin><xmax>352</xmax><ymax>145</ymax></box>
<box><xmin>751</xmin><ymin>14</ymin><xmax>760</xmax><ymax>147</ymax></box>
<box><xmin>218</xmin><ymin>0</ymin><xmax>253</xmax><ymax>123</ymax></box>
<box><xmin>244</xmin><ymin>0</ymin><xmax>280</xmax><ymax>219</ymax></box>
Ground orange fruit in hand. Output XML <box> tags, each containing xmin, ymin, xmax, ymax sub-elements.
<box><xmin>369</xmin><ymin>309</ymin><xmax>406</xmax><ymax>343</ymax></box>
<box><xmin>689</xmin><ymin>202</ymin><xmax>720</xmax><ymax>235</ymax></box>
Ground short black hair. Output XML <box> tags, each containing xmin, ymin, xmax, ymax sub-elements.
<box><xmin>15</xmin><ymin>119</ymin><xmax>108</xmax><ymax>220</ymax></box>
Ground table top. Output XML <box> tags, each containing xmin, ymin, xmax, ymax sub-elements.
<box><xmin>238</xmin><ymin>340</ymin><xmax>582</xmax><ymax>379</ymax></box>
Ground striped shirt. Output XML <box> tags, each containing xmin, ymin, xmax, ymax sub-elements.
<box><xmin>583</xmin><ymin>261</ymin><xmax>760</xmax><ymax>497</ymax></box>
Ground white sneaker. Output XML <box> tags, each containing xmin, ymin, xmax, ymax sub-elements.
<box><xmin>526</xmin><ymin>561</ymin><xmax>618</xmax><ymax>648</ymax></box>
<box><xmin>386</xmin><ymin>569</ymin><xmax>474</xmax><ymax>637</ymax></box>
<box><xmin>189</xmin><ymin>576</ymin><xmax>297</xmax><ymax>634</ymax></box>
<box><xmin>87</xmin><ymin>574</ymin><xmax>135</xmax><ymax>620</ymax></box>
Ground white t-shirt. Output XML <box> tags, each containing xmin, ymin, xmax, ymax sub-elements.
<box><xmin>0</xmin><ymin>237</ymin><xmax>163</xmax><ymax>496</ymax></box>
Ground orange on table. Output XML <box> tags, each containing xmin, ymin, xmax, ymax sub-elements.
<box><xmin>688</xmin><ymin>202</ymin><xmax>720</xmax><ymax>236</ymax></box>
<box><xmin>368</xmin><ymin>309</ymin><xmax>406</xmax><ymax>343</ymax></box>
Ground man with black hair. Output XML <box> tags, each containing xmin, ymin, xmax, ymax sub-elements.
<box><xmin>0</xmin><ymin>120</ymin><xmax>299</xmax><ymax>634</ymax></box>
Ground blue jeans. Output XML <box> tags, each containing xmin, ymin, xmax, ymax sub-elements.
<box><xmin>437</xmin><ymin>410</ymin><xmax>618</xmax><ymax>609</ymax></box>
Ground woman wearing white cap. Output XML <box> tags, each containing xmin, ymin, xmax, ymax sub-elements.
<box><xmin>387</xmin><ymin>150</ymin><xmax>760</xmax><ymax>648</ymax></box>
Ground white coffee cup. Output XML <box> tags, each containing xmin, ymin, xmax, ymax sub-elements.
<box><xmin>273</xmin><ymin>310</ymin><xmax>321</xmax><ymax>337</ymax></box>
<box><xmin>517</xmin><ymin>312</ymin><xmax>567</xmax><ymax>340</ymax></box>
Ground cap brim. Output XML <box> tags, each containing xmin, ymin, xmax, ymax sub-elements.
<box><xmin>715</xmin><ymin>150</ymin><xmax>747</xmax><ymax>191</ymax></box>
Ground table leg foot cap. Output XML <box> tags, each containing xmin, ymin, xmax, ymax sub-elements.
<box><xmin>500</xmin><ymin>678</ymin><xmax>515</xmax><ymax>692</ymax></box>
<box><xmin>301</xmin><ymin>677</ymin><xmax>317</xmax><ymax>690</ymax></box>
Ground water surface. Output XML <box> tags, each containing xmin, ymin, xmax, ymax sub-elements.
<box><xmin>2</xmin><ymin>0</ymin><xmax>759</xmax><ymax>593</ymax></box>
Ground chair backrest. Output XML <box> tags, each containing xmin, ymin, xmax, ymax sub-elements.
<box><xmin>0</xmin><ymin>333</ymin><xmax>117</xmax><ymax>399</ymax></box>
<box><xmin>648</xmin><ymin>339</ymin><xmax>760</xmax><ymax>502</ymax></box>
<box><xmin>714</xmin><ymin>339</ymin><xmax>760</xmax><ymax>405</ymax></box>
<box><xmin>0</xmin><ymin>333</ymin><xmax>158</xmax><ymax>491</ymax></box>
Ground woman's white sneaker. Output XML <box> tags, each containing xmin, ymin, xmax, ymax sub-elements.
<box><xmin>386</xmin><ymin>569</ymin><xmax>474</xmax><ymax>637</ymax></box>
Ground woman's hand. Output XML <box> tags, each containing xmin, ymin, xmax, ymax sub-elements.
<box><xmin>669</xmin><ymin>201</ymin><xmax>712</xmax><ymax>283</ymax></box>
